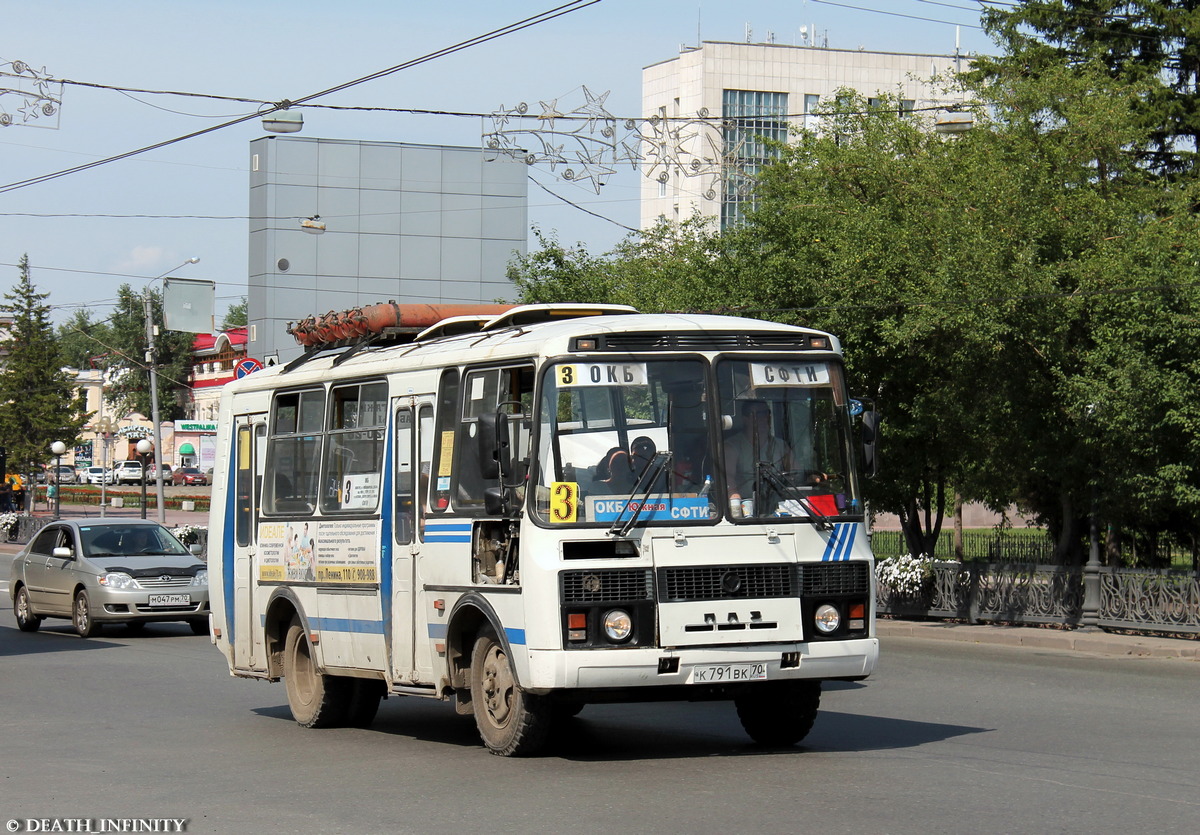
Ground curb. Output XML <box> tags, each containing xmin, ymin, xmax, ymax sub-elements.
<box><xmin>878</xmin><ymin>619</ymin><xmax>1200</xmax><ymax>660</ymax></box>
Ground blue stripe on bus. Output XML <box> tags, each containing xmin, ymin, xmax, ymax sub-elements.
<box><xmin>821</xmin><ymin>523</ymin><xmax>857</xmax><ymax>562</ymax></box>
<box><xmin>223</xmin><ymin>430</ymin><xmax>238</xmax><ymax>646</ymax></box>
<box><xmin>426</xmin><ymin>623</ymin><xmax>525</xmax><ymax>646</ymax></box>
<box><xmin>423</xmin><ymin>522</ymin><xmax>472</xmax><ymax>543</ymax></box>
<box><xmin>505</xmin><ymin>628</ymin><xmax>526</xmax><ymax>646</ymax></box>
<box><xmin>380</xmin><ymin>413</ymin><xmax>394</xmax><ymax>646</ymax></box>
<box><xmin>309</xmin><ymin>617</ymin><xmax>386</xmax><ymax>635</ymax></box>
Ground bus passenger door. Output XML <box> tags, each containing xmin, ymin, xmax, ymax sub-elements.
<box><xmin>390</xmin><ymin>400</ymin><xmax>433</xmax><ymax>684</ymax></box>
<box><xmin>233</xmin><ymin>416</ymin><xmax>267</xmax><ymax>670</ymax></box>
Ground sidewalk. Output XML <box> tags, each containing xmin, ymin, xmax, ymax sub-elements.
<box><xmin>878</xmin><ymin>618</ymin><xmax>1200</xmax><ymax>660</ymax></box>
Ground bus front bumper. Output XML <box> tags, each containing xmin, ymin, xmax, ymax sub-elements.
<box><xmin>525</xmin><ymin>637</ymin><xmax>878</xmax><ymax>693</ymax></box>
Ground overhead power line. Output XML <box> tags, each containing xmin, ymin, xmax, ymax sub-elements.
<box><xmin>0</xmin><ymin>0</ymin><xmax>603</xmax><ymax>195</ymax></box>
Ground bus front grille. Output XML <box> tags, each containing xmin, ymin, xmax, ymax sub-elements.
<box><xmin>658</xmin><ymin>564</ymin><xmax>795</xmax><ymax>602</ymax></box>
<box><xmin>797</xmin><ymin>562</ymin><xmax>871</xmax><ymax>596</ymax></box>
<box><xmin>560</xmin><ymin>569</ymin><xmax>654</xmax><ymax>603</ymax></box>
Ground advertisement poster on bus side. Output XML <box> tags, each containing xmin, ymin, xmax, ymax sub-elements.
<box><xmin>256</xmin><ymin>519</ymin><xmax>380</xmax><ymax>584</ymax></box>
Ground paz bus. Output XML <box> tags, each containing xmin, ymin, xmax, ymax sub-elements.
<box><xmin>207</xmin><ymin>302</ymin><xmax>880</xmax><ymax>756</ymax></box>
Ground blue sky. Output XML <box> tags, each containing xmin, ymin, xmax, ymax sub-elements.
<box><xmin>0</xmin><ymin>0</ymin><xmax>996</xmax><ymax>332</ymax></box>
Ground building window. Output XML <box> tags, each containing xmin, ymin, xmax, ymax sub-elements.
<box><xmin>721</xmin><ymin>90</ymin><xmax>789</xmax><ymax>229</ymax></box>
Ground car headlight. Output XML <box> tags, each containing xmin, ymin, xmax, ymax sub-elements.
<box><xmin>602</xmin><ymin>609</ymin><xmax>633</xmax><ymax>642</ymax></box>
<box><xmin>99</xmin><ymin>572</ymin><xmax>137</xmax><ymax>590</ymax></box>
<box><xmin>814</xmin><ymin>603</ymin><xmax>841</xmax><ymax>634</ymax></box>
<box><xmin>191</xmin><ymin>570</ymin><xmax>208</xmax><ymax>587</ymax></box>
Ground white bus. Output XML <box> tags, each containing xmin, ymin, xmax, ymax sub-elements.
<box><xmin>208</xmin><ymin>303</ymin><xmax>880</xmax><ymax>756</ymax></box>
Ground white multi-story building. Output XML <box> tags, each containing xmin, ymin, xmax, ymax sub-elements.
<box><xmin>641</xmin><ymin>41</ymin><xmax>971</xmax><ymax>229</ymax></box>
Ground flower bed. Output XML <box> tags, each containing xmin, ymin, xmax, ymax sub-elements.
<box><xmin>37</xmin><ymin>484</ymin><xmax>210</xmax><ymax>513</ymax></box>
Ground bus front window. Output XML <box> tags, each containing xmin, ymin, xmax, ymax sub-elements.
<box><xmin>716</xmin><ymin>358</ymin><xmax>862</xmax><ymax>522</ymax></box>
<box><xmin>533</xmin><ymin>359</ymin><xmax>717</xmax><ymax>526</ymax></box>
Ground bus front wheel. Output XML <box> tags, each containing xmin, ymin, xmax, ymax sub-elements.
<box><xmin>470</xmin><ymin>628</ymin><xmax>551</xmax><ymax>756</ymax></box>
<box><xmin>735</xmin><ymin>680</ymin><xmax>821</xmax><ymax>747</ymax></box>
<box><xmin>283</xmin><ymin>620</ymin><xmax>349</xmax><ymax>728</ymax></box>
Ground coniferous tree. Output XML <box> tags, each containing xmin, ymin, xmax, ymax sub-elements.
<box><xmin>977</xmin><ymin>0</ymin><xmax>1200</xmax><ymax>174</ymax></box>
<box><xmin>0</xmin><ymin>255</ymin><xmax>89</xmax><ymax>478</ymax></box>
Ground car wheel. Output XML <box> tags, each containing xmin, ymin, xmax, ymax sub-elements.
<box><xmin>283</xmin><ymin>619</ymin><xmax>350</xmax><ymax>728</ymax></box>
<box><xmin>14</xmin><ymin>586</ymin><xmax>42</xmax><ymax>633</ymax></box>
<box><xmin>189</xmin><ymin>618</ymin><xmax>208</xmax><ymax>636</ymax></box>
<box><xmin>470</xmin><ymin>627</ymin><xmax>552</xmax><ymax>756</ymax></box>
<box><xmin>73</xmin><ymin>590</ymin><xmax>102</xmax><ymax>638</ymax></box>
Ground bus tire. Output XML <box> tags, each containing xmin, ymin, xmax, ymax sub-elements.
<box><xmin>283</xmin><ymin>620</ymin><xmax>350</xmax><ymax>728</ymax></box>
<box><xmin>346</xmin><ymin>678</ymin><xmax>386</xmax><ymax>728</ymax></box>
<box><xmin>735</xmin><ymin>680</ymin><xmax>821</xmax><ymax>747</ymax></box>
<box><xmin>470</xmin><ymin>627</ymin><xmax>551</xmax><ymax>756</ymax></box>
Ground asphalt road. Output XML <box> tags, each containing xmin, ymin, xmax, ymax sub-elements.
<box><xmin>1</xmin><ymin>577</ymin><xmax>1197</xmax><ymax>834</ymax></box>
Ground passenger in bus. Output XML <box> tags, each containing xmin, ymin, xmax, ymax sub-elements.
<box><xmin>725</xmin><ymin>399</ymin><xmax>795</xmax><ymax>505</ymax></box>
<box><xmin>595</xmin><ymin>447</ymin><xmax>637</xmax><ymax>494</ymax></box>
<box><xmin>631</xmin><ymin>436</ymin><xmax>669</xmax><ymax>493</ymax></box>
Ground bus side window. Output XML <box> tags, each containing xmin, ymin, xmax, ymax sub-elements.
<box><xmin>430</xmin><ymin>369</ymin><xmax>459</xmax><ymax>513</ymax></box>
<box><xmin>321</xmin><ymin>381</ymin><xmax>387</xmax><ymax>513</ymax></box>
<box><xmin>236</xmin><ymin>425</ymin><xmax>253</xmax><ymax>546</ymax></box>
<box><xmin>264</xmin><ymin>389</ymin><xmax>325</xmax><ymax>515</ymax></box>
<box><xmin>395</xmin><ymin>407</ymin><xmax>414</xmax><ymax>544</ymax></box>
<box><xmin>418</xmin><ymin>405</ymin><xmax>434</xmax><ymax>534</ymax></box>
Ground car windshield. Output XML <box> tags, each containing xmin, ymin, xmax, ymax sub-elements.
<box><xmin>81</xmin><ymin>525</ymin><xmax>191</xmax><ymax>557</ymax></box>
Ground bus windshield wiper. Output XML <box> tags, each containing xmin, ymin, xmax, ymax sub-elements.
<box><xmin>756</xmin><ymin>462</ymin><xmax>833</xmax><ymax>530</ymax></box>
<box><xmin>609</xmin><ymin>450</ymin><xmax>673</xmax><ymax>537</ymax></box>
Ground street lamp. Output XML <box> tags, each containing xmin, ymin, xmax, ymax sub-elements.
<box><xmin>50</xmin><ymin>441</ymin><xmax>66</xmax><ymax>520</ymax></box>
<box><xmin>145</xmin><ymin>257</ymin><xmax>199</xmax><ymax>524</ymax></box>
<box><xmin>136</xmin><ymin>438</ymin><xmax>153</xmax><ymax>520</ymax></box>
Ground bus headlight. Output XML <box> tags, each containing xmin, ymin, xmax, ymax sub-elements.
<box><xmin>602</xmin><ymin>609</ymin><xmax>633</xmax><ymax>642</ymax></box>
<box><xmin>813</xmin><ymin>603</ymin><xmax>841</xmax><ymax>634</ymax></box>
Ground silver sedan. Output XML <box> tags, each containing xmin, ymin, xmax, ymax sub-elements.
<box><xmin>9</xmin><ymin>519</ymin><xmax>209</xmax><ymax>637</ymax></box>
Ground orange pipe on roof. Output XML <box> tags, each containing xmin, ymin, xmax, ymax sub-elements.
<box><xmin>287</xmin><ymin>302</ymin><xmax>515</xmax><ymax>346</ymax></box>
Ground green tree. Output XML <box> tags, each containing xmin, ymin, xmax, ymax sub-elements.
<box><xmin>977</xmin><ymin>0</ymin><xmax>1200</xmax><ymax>174</ymax></box>
<box><xmin>0</xmin><ymin>255</ymin><xmax>90</xmax><ymax>477</ymax></box>
<box><xmin>221</xmin><ymin>297</ymin><xmax>247</xmax><ymax>330</ymax></box>
<box><xmin>56</xmin><ymin>309</ymin><xmax>113</xmax><ymax>370</ymax></box>
<box><xmin>104</xmin><ymin>284</ymin><xmax>194</xmax><ymax>422</ymax></box>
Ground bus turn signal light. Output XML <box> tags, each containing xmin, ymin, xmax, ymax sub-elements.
<box><xmin>568</xmin><ymin>613</ymin><xmax>587</xmax><ymax>642</ymax></box>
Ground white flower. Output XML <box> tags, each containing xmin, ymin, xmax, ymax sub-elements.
<box><xmin>875</xmin><ymin>554</ymin><xmax>933</xmax><ymax>597</ymax></box>
<box><xmin>171</xmin><ymin>524</ymin><xmax>206</xmax><ymax>545</ymax></box>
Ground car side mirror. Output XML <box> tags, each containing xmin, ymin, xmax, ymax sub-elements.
<box><xmin>52</xmin><ymin>546</ymin><xmax>73</xmax><ymax>559</ymax></box>
<box><xmin>189</xmin><ymin>544</ymin><xmax>203</xmax><ymax>556</ymax></box>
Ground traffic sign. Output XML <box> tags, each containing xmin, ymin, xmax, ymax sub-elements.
<box><xmin>235</xmin><ymin>358</ymin><xmax>264</xmax><ymax>378</ymax></box>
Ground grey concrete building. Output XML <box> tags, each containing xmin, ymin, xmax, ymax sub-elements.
<box><xmin>248</xmin><ymin>136</ymin><xmax>528</xmax><ymax>364</ymax></box>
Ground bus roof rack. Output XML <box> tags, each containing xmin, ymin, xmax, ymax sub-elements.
<box><xmin>480</xmin><ymin>304</ymin><xmax>638</xmax><ymax>331</ymax></box>
<box><xmin>412</xmin><ymin>315</ymin><xmax>495</xmax><ymax>342</ymax></box>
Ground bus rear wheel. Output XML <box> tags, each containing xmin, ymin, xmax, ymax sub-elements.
<box><xmin>470</xmin><ymin>628</ymin><xmax>551</xmax><ymax>756</ymax></box>
<box><xmin>283</xmin><ymin>620</ymin><xmax>349</xmax><ymax>728</ymax></box>
<box><xmin>735</xmin><ymin>680</ymin><xmax>821</xmax><ymax>747</ymax></box>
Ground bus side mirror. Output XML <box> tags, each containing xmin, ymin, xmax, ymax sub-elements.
<box><xmin>484</xmin><ymin>486</ymin><xmax>508</xmax><ymax>515</ymax></box>
<box><xmin>860</xmin><ymin>410</ymin><xmax>880</xmax><ymax>479</ymax></box>
<box><xmin>479</xmin><ymin>411</ymin><xmax>511</xmax><ymax>480</ymax></box>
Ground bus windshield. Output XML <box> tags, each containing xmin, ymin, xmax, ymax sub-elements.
<box><xmin>715</xmin><ymin>358</ymin><xmax>862</xmax><ymax>523</ymax></box>
<box><xmin>533</xmin><ymin>359</ymin><xmax>717</xmax><ymax>526</ymax></box>
<box><xmin>531</xmin><ymin>356</ymin><xmax>862</xmax><ymax>527</ymax></box>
